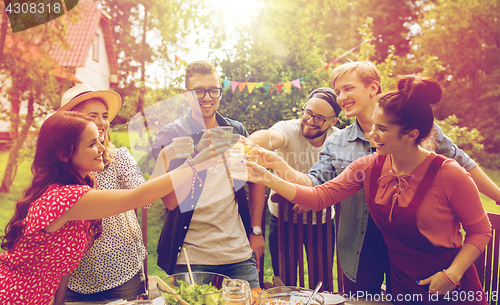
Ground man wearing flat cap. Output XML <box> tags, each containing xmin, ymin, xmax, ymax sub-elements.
<box><xmin>249</xmin><ymin>87</ymin><xmax>341</xmax><ymax>285</ymax></box>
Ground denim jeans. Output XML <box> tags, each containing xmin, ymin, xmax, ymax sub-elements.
<box><xmin>174</xmin><ymin>253</ymin><xmax>260</xmax><ymax>289</ymax></box>
<box><xmin>268</xmin><ymin>215</ymin><xmax>335</xmax><ymax>285</ymax></box>
<box><xmin>64</xmin><ymin>269</ymin><xmax>146</xmax><ymax>302</ymax></box>
<box><xmin>342</xmin><ymin>214</ymin><xmax>390</xmax><ymax>295</ymax></box>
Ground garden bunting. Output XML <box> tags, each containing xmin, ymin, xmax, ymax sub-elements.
<box><xmin>174</xmin><ymin>39</ymin><xmax>370</xmax><ymax>94</ymax></box>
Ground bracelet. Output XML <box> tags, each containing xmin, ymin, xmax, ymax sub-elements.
<box><xmin>442</xmin><ymin>269</ymin><xmax>460</xmax><ymax>286</ymax></box>
<box><xmin>187</xmin><ymin>160</ymin><xmax>203</xmax><ymax>199</ymax></box>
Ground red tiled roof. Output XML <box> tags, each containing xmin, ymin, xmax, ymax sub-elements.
<box><xmin>49</xmin><ymin>0</ymin><xmax>116</xmax><ymax>71</ymax></box>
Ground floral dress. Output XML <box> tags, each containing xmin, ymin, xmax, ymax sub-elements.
<box><xmin>0</xmin><ymin>184</ymin><xmax>92</xmax><ymax>305</ymax></box>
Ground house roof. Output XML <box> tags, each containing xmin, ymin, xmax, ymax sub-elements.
<box><xmin>48</xmin><ymin>0</ymin><xmax>118</xmax><ymax>80</ymax></box>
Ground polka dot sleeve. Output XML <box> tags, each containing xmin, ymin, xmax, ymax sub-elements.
<box><xmin>23</xmin><ymin>185</ymin><xmax>93</xmax><ymax>235</ymax></box>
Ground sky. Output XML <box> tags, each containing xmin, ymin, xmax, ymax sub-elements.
<box><xmin>145</xmin><ymin>0</ymin><xmax>264</xmax><ymax>89</ymax></box>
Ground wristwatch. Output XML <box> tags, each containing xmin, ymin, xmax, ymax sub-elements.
<box><xmin>251</xmin><ymin>226</ymin><xmax>263</xmax><ymax>236</ymax></box>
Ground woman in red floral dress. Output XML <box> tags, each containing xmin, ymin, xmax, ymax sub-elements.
<box><xmin>0</xmin><ymin>111</ymin><xmax>223</xmax><ymax>305</ymax></box>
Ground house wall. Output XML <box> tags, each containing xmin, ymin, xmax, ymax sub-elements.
<box><xmin>74</xmin><ymin>25</ymin><xmax>111</xmax><ymax>90</ymax></box>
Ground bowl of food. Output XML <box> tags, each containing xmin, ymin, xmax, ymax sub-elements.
<box><xmin>259</xmin><ymin>286</ymin><xmax>325</xmax><ymax>305</ymax></box>
<box><xmin>157</xmin><ymin>272</ymin><xmax>229</xmax><ymax>305</ymax></box>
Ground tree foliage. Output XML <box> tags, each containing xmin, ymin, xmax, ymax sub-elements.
<box><xmin>0</xmin><ymin>15</ymin><xmax>74</xmax><ymax>192</ymax></box>
<box><xmin>206</xmin><ymin>0</ymin><xmax>353</xmax><ymax>134</ymax></box>
<box><xmin>415</xmin><ymin>0</ymin><xmax>500</xmax><ymax>167</ymax></box>
<box><xmin>95</xmin><ymin>0</ymin><xmax>208</xmax><ymax>121</ymax></box>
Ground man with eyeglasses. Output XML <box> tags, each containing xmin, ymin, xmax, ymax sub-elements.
<box><xmin>152</xmin><ymin>60</ymin><xmax>263</xmax><ymax>288</ymax></box>
<box><xmin>260</xmin><ymin>61</ymin><xmax>500</xmax><ymax>296</ymax></box>
<box><xmin>249</xmin><ymin>87</ymin><xmax>342</xmax><ymax>284</ymax></box>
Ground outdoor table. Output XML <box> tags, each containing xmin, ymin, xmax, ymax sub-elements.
<box><xmin>67</xmin><ymin>296</ymin><xmax>394</xmax><ymax>304</ymax></box>
<box><xmin>66</xmin><ymin>301</ymin><xmax>154</xmax><ymax>305</ymax></box>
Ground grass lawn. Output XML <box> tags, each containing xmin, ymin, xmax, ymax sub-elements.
<box><xmin>1</xmin><ymin>130</ymin><xmax>499</xmax><ymax>285</ymax></box>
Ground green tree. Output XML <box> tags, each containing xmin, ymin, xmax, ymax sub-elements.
<box><xmin>416</xmin><ymin>0</ymin><xmax>500</xmax><ymax>167</ymax></box>
<box><xmin>96</xmin><ymin>0</ymin><xmax>207</xmax><ymax>121</ymax></box>
<box><xmin>353</xmin><ymin>0</ymin><xmax>421</xmax><ymax>62</ymax></box>
<box><xmin>0</xmin><ymin>18</ymin><xmax>73</xmax><ymax>192</ymax></box>
<box><xmin>204</xmin><ymin>0</ymin><xmax>352</xmax><ymax>133</ymax></box>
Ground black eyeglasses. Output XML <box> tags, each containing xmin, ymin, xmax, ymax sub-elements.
<box><xmin>187</xmin><ymin>87</ymin><xmax>223</xmax><ymax>99</ymax></box>
<box><xmin>301</xmin><ymin>106</ymin><xmax>336</xmax><ymax>126</ymax></box>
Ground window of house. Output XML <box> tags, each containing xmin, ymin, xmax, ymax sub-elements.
<box><xmin>92</xmin><ymin>33</ymin><xmax>99</xmax><ymax>62</ymax></box>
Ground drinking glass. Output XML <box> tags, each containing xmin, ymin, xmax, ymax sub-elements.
<box><xmin>243</xmin><ymin>143</ymin><xmax>259</xmax><ymax>162</ymax></box>
<box><xmin>172</xmin><ymin>136</ymin><xmax>194</xmax><ymax>158</ymax></box>
<box><xmin>211</xmin><ymin>126</ymin><xmax>233</xmax><ymax>147</ymax></box>
<box><xmin>222</xmin><ymin>278</ymin><xmax>252</xmax><ymax>305</ymax></box>
<box><xmin>228</xmin><ymin>145</ymin><xmax>247</xmax><ymax>180</ymax></box>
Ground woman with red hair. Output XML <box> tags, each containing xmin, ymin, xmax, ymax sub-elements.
<box><xmin>0</xmin><ymin>111</ymin><xmax>222</xmax><ymax>305</ymax></box>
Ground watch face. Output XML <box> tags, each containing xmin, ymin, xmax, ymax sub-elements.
<box><xmin>252</xmin><ymin>226</ymin><xmax>263</xmax><ymax>235</ymax></box>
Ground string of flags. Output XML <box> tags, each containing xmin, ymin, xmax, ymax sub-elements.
<box><xmin>174</xmin><ymin>39</ymin><xmax>370</xmax><ymax>95</ymax></box>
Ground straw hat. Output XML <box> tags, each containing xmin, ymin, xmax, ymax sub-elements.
<box><xmin>58</xmin><ymin>84</ymin><xmax>122</xmax><ymax>121</ymax></box>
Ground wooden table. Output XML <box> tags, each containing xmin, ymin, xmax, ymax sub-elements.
<box><xmin>67</xmin><ymin>301</ymin><xmax>153</xmax><ymax>305</ymax></box>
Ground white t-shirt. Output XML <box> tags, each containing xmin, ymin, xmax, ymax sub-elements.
<box><xmin>177</xmin><ymin>162</ymin><xmax>253</xmax><ymax>265</ymax></box>
<box><xmin>269</xmin><ymin>119</ymin><xmax>338</xmax><ymax>224</ymax></box>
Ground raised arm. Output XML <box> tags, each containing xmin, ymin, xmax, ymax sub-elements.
<box><xmin>468</xmin><ymin>166</ymin><xmax>500</xmax><ymax>202</ymax></box>
<box><xmin>308</xmin><ymin>142</ymin><xmax>337</xmax><ymax>186</ymax></box>
<box><xmin>248</xmin><ymin>129</ymin><xmax>285</xmax><ymax>151</ymax></box>
<box><xmin>44</xmin><ymin>145</ymin><xmax>225</xmax><ymax>232</ymax></box>
<box><xmin>149</xmin><ymin>144</ymin><xmax>192</xmax><ymax>210</ymax></box>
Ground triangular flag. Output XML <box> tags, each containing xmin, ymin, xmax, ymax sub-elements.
<box><xmin>283</xmin><ymin>82</ymin><xmax>292</xmax><ymax>92</ymax></box>
<box><xmin>270</xmin><ymin>89</ymin><xmax>274</xmax><ymax>94</ymax></box>
<box><xmin>183</xmin><ymin>62</ymin><xmax>188</xmax><ymax>67</ymax></box>
<box><xmin>238</xmin><ymin>82</ymin><xmax>247</xmax><ymax>92</ymax></box>
<box><xmin>231</xmin><ymin>82</ymin><xmax>238</xmax><ymax>93</ymax></box>
<box><xmin>291</xmin><ymin>79</ymin><xmax>301</xmax><ymax>89</ymax></box>
<box><xmin>223</xmin><ymin>79</ymin><xmax>231</xmax><ymax>90</ymax></box>
<box><xmin>304</xmin><ymin>74</ymin><xmax>312</xmax><ymax>81</ymax></box>
<box><xmin>324</xmin><ymin>63</ymin><xmax>330</xmax><ymax>71</ymax></box>
<box><xmin>179</xmin><ymin>59</ymin><xmax>184</xmax><ymax>66</ymax></box>
<box><xmin>264</xmin><ymin>84</ymin><xmax>270</xmax><ymax>92</ymax></box>
<box><xmin>315</xmin><ymin>68</ymin><xmax>322</xmax><ymax>74</ymax></box>
<box><xmin>247</xmin><ymin>82</ymin><xmax>256</xmax><ymax>94</ymax></box>
<box><xmin>174</xmin><ymin>55</ymin><xmax>180</xmax><ymax>64</ymax></box>
<box><xmin>254</xmin><ymin>82</ymin><xmax>264</xmax><ymax>89</ymax></box>
<box><xmin>276</xmin><ymin>83</ymin><xmax>284</xmax><ymax>93</ymax></box>
<box><xmin>332</xmin><ymin>58</ymin><xmax>339</xmax><ymax>66</ymax></box>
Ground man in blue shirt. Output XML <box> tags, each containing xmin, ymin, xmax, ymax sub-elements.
<box><xmin>152</xmin><ymin>61</ymin><xmax>264</xmax><ymax>288</ymax></box>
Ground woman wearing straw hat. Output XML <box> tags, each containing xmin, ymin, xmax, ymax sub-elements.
<box><xmin>53</xmin><ymin>84</ymin><xmax>149</xmax><ymax>303</ymax></box>
<box><xmin>0</xmin><ymin>110</ymin><xmax>225</xmax><ymax>305</ymax></box>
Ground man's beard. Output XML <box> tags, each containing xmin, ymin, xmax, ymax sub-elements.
<box><xmin>301</xmin><ymin>121</ymin><xmax>328</xmax><ymax>139</ymax></box>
